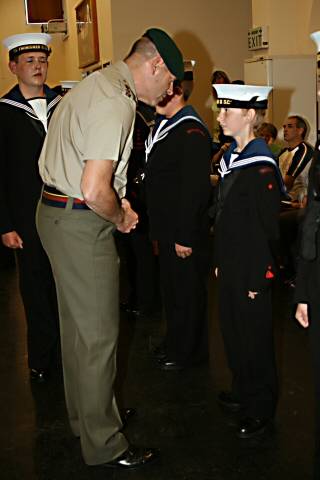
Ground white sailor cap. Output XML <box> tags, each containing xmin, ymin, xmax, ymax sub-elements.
<box><xmin>60</xmin><ymin>80</ymin><xmax>79</xmax><ymax>90</ymax></box>
<box><xmin>3</xmin><ymin>33</ymin><xmax>52</xmax><ymax>60</ymax></box>
<box><xmin>213</xmin><ymin>84</ymin><xmax>272</xmax><ymax>109</ymax></box>
<box><xmin>310</xmin><ymin>31</ymin><xmax>320</xmax><ymax>53</ymax></box>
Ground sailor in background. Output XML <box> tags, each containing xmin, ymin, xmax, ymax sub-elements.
<box><xmin>145</xmin><ymin>62</ymin><xmax>212</xmax><ymax>370</ymax></box>
<box><xmin>294</xmin><ymin>30</ymin><xmax>320</xmax><ymax>480</ymax></box>
<box><xmin>117</xmin><ymin>100</ymin><xmax>159</xmax><ymax>317</ymax></box>
<box><xmin>211</xmin><ymin>84</ymin><xmax>284</xmax><ymax>438</ymax></box>
<box><xmin>295</xmin><ymin>141</ymin><xmax>320</xmax><ymax>480</ymax></box>
<box><xmin>0</xmin><ymin>33</ymin><xmax>61</xmax><ymax>382</ymax></box>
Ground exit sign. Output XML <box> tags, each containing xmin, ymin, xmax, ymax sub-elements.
<box><xmin>248</xmin><ymin>26</ymin><xmax>269</xmax><ymax>50</ymax></box>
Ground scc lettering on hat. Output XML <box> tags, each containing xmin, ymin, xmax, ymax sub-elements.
<box><xmin>213</xmin><ymin>84</ymin><xmax>272</xmax><ymax>109</ymax></box>
<box><xmin>143</xmin><ymin>28</ymin><xmax>184</xmax><ymax>81</ymax></box>
<box><xmin>3</xmin><ymin>33</ymin><xmax>52</xmax><ymax>60</ymax></box>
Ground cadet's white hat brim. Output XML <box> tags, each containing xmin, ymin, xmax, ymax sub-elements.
<box><xmin>3</xmin><ymin>33</ymin><xmax>52</xmax><ymax>50</ymax></box>
<box><xmin>3</xmin><ymin>33</ymin><xmax>52</xmax><ymax>59</ymax></box>
<box><xmin>213</xmin><ymin>84</ymin><xmax>272</xmax><ymax>109</ymax></box>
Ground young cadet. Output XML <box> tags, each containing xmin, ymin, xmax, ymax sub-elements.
<box><xmin>211</xmin><ymin>84</ymin><xmax>285</xmax><ymax>439</ymax></box>
<box><xmin>37</xmin><ymin>28</ymin><xmax>183</xmax><ymax>469</ymax></box>
<box><xmin>145</xmin><ymin>65</ymin><xmax>212</xmax><ymax>370</ymax></box>
<box><xmin>0</xmin><ymin>33</ymin><xmax>61</xmax><ymax>382</ymax></box>
<box><xmin>295</xmin><ymin>141</ymin><xmax>320</xmax><ymax>480</ymax></box>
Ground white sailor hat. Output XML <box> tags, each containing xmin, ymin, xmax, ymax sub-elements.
<box><xmin>310</xmin><ymin>31</ymin><xmax>320</xmax><ymax>52</ymax></box>
<box><xmin>213</xmin><ymin>84</ymin><xmax>272</xmax><ymax>109</ymax></box>
<box><xmin>3</xmin><ymin>33</ymin><xmax>52</xmax><ymax>60</ymax></box>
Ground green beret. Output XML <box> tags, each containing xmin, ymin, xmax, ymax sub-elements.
<box><xmin>143</xmin><ymin>28</ymin><xmax>184</xmax><ymax>81</ymax></box>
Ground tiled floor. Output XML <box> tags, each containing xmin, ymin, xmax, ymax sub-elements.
<box><xmin>0</xmin><ymin>262</ymin><xmax>314</xmax><ymax>479</ymax></box>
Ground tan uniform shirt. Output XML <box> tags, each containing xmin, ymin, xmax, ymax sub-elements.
<box><xmin>39</xmin><ymin>61</ymin><xmax>137</xmax><ymax>200</ymax></box>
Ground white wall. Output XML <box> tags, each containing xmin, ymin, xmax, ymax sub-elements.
<box><xmin>110</xmin><ymin>0</ymin><xmax>252</xmax><ymax>128</ymax></box>
<box><xmin>0</xmin><ymin>0</ymin><xmax>66</xmax><ymax>94</ymax></box>
<box><xmin>251</xmin><ymin>0</ymin><xmax>316</xmax><ymax>56</ymax></box>
<box><xmin>0</xmin><ymin>0</ymin><xmax>252</xmax><ymax>127</ymax></box>
<box><xmin>0</xmin><ymin>0</ymin><xmax>114</xmax><ymax>94</ymax></box>
<box><xmin>249</xmin><ymin>0</ymin><xmax>319</xmax><ymax>143</ymax></box>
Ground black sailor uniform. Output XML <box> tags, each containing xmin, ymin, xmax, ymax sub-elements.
<box><xmin>0</xmin><ymin>85</ymin><xmax>61</xmax><ymax>370</ymax></box>
<box><xmin>294</xmin><ymin>142</ymin><xmax>320</xmax><ymax>479</ymax></box>
<box><xmin>145</xmin><ymin>105</ymin><xmax>212</xmax><ymax>366</ymax></box>
<box><xmin>212</xmin><ymin>137</ymin><xmax>282</xmax><ymax>419</ymax></box>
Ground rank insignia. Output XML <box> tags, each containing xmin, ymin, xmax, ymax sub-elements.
<box><xmin>123</xmin><ymin>81</ymin><xmax>137</xmax><ymax>102</ymax></box>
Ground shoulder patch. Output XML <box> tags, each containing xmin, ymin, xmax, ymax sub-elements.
<box><xmin>186</xmin><ymin>128</ymin><xmax>205</xmax><ymax>136</ymax></box>
<box><xmin>258</xmin><ymin>166</ymin><xmax>273</xmax><ymax>175</ymax></box>
<box><xmin>121</xmin><ymin>80</ymin><xmax>137</xmax><ymax>102</ymax></box>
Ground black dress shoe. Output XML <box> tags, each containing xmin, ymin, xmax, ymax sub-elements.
<box><xmin>102</xmin><ymin>445</ymin><xmax>159</xmax><ymax>469</ymax></box>
<box><xmin>217</xmin><ymin>391</ymin><xmax>242</xmax><ymax>412</ymax></box>
<box><xmin>120</xmin><ymin>407</ymin><xmax>136</xmax><ymax>426</ymax></box>
<box><xmin>157</xmin><ymin>358</ymin><xmax>184</xmax><ymax>371</ymax></box>
<box><xmin>152</xmin><ymin>345</ymin><xmax>167</xmax><ymax>360</ymax></box>
<box><xmin>30</xmin><ymin>368</ymin><xmax>50</xmax><ymax>383</ymax></box>
<box><xmin>120</xmin><ymin>302</ymin><xmax>141</xmax><ymax>316</ymax></box>
<box><xmin>237</xmin><ymin>417</ymin><xmax>272</xmax><ymax>439</ymax></box>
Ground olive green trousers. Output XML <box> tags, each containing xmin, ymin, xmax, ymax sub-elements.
<box><xmin>36</xmin><ymin>200</ymin><xmax>128</xmax><ymax>465</ymax></box>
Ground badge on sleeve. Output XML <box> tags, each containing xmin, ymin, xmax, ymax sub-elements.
<box><xmin>122</xmin><ymin>80</ymin><xmax>137</xmax><ymax>102</ymax></box>
<box><xmin>265</xmin><ymin>265</ymin><xmax>274</xmax><ymax>279</ymax></box>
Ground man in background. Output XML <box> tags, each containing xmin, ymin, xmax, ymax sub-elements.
<box><xmin>278</xmin><ymin>115</ymin><xmax>314</xmax><ymax>285</ymax></box>
<box><xmin>279</xmin><ymin>115</ymin><xmax>313</xmax><ymax>203</ymax></box>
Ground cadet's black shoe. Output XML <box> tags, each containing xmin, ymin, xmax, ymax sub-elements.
<box><xmin>152</xmin><ymin>345</ymin><xmax>167</xmax><ymax>360</ymax></box>
<box><xmin>217</xmin><ymin>391</ymin><xmax>242</xmax><ymax>412</ymax></box>
<box><xmin>30</xmin><ymin>368</ymin><xmax>50</xmax><ymax>383</ymax></box>
<box><xmin>157</xmin><ymin>358</ymin><xmax>184</xmax><ymax>371</ymax></box>
<box><xmin>237</xmin><ymin>417</ymin><xmax>272</xmax><ymax>439</ymax></box>
<box><xmin>120</xmin><ymin>301</ymin><xmax>141</xmax><ymax>316</ymax></box>
<box><xmin>102</xmin><ymin>445</ymin><xmax>159</xmax><ymax>469</ymax></box>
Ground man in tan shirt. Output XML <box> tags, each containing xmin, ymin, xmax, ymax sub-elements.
<box><xmin>37</xmin><ymin>29</ymin><xmax>183</xmax><ymax>469</ymax></box>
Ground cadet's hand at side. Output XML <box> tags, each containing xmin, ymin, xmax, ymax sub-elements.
<box><xmin>175</xmin><ymin>243</ymin><xmax>192</xmax><ymax>258</ymax></box>
<box><xmin>117</xmin><ymin>198</ymin><xmax>138</xmax><ymax>233</ymax></box>
<box><xmin>295</xmin><ymin>303</ymin><xmax>309</xmax><ymax>328</ymax></box>
<box><xmin>1</xmin><ymin>231</ymin><xmax>23</xmax><ymax>249</ymax></box>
